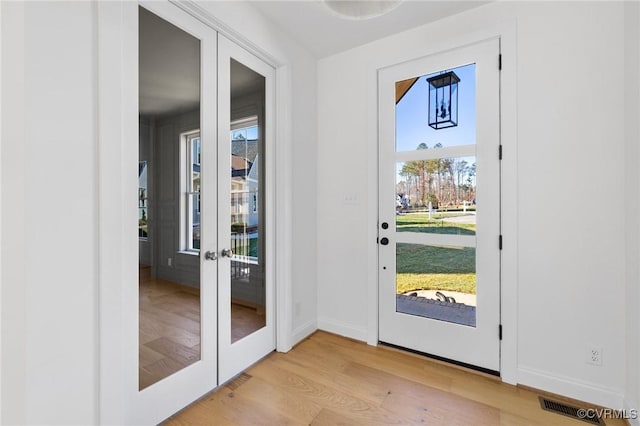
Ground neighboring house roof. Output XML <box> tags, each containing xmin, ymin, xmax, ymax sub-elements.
<box><xmin>232</xmin><ymin>154</ymin><xmax>252</xmax><ymax>177</ymax></box>
<box><xmin>231</xmin><ymin>138</ymin><xmax>258</xmax><ymax>163</ymax></box>
<box><xmin>396</xmin><ymin>77</ymin><xmax>419</xmax><ymax>104</ymax></box>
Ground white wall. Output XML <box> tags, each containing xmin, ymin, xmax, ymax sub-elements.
<box><xmin>317</xmin><ymin>0</ymin><xmax>629</xmax><ymax>408</ymax></box>
<box><xmin>1</xmin><ymin>2</ymin><xmax>98</xmax><ymax>424</ymax></box>
<box><xmin>625</xmin><ymin>1</ymin><xmax>640</xmax><ymax>423</ymax></box>
<box><xmin>1</xmin><ymin>0</ymin><xmax>317</xmax><ymax>424</ymax></box>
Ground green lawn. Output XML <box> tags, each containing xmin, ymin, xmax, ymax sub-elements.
<box><xmin>395</xmin><ymin>212</ymin><xmax>477</xmax><ymax>294</ymax></box>
<box><xmin>396</xmin><ymin>212</ymin><xmax>476</xmax><ymax>235</ymax></box>
<box><xmin>233</xmin><ymin>236</ymin><xmax>259</xmax><ymax>258</ymax></box>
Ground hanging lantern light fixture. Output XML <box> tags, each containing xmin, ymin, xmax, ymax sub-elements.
<box><xmin>427</xmin><ymin>71</ymin><xmax>460</xmax><ymax>129</ymax></box>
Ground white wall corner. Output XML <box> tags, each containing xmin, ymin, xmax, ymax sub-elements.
<box><xmin>518</xmin><ymin>366</ymin><xmax>625</xmax><ymax>410</ymax></box>
<box><xmin>291</xmin><ymin>319</ymin><xmax>317</xmax><ymax>347</ymax></box>
<box><xmin>275</xmin><ymin>63</ymin><xmax>294</xmax><ymax>354</ymax></box>
<box><xmin>318</xmin><ymin>317</ymin><xmax>368</xmax><ymax>343</ymax></box>
<box><xmin>624</xmin><ymin>0</ymin><xmax>640</xmax><ymax>422</ymax></box>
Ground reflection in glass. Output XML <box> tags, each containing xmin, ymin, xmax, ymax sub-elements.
<box><xmin>395</xmin><ymin>63</ymin><xmax>476</xmax><ymax>152</ymax></box>
<box><xmin>139</xmin><ymin>161</ymin><xmax>148</xmax><ymax>239</ymax></box>
<box><xmin>138</xmin><ymin>6</ymin><xmax>201</xmax><ymax>390</ymax></box>
<box><xmin>396</xmin><ymin>243</ymin><xmax>476</xmax><ymax>327</ymax></box>
<box><xmin>229</xmin><ymin>59</ymin><xmax>266</xmax><ymax>343</ymax></box>
<box><xmin>395</xmin><ymin>157</ymin><xmax>476</xmax><ymax>235</ymax></box>
<box><xmin>186</xmin><ymin>133</ymin><xmax>201</xmax><ymax>251</ymax></box>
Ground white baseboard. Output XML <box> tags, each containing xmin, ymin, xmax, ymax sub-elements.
<box><xmin>518</xmin><ymin>366</ymin><xmax>624</xmax><ymax>409</ymax></box>
<box><xmin>290</xmin><ymin>319</ymin><xmax>317</xmax><ymax>347</ymax></box>
<box><xmin>624</xmin><ymin>398</ymin><xmax>640</xmax><ymax>426</ymax></box>
<box><xmin>317</xmin><ymin>317</ymin><xmax>367</xmax><ymax>342</ymax></box>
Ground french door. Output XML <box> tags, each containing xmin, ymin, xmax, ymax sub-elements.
<box><xmin>217</xmin><ymin>34</ymin><xmax>276</xmax><ymax>384</ymax></box>
<box><xmin>132</xmin><ymin>2</ymin><xmax>275</xmax><ymax>423</ymax></box>
<box><xmin>378</xmin><ymin>39</ymin><xmax>501</xmax><ymax>372</ymax></box>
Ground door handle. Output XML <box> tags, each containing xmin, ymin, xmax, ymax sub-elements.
<box><xmin>221</xmin><ymin>248</ymin><xmax>234</xmax><ymax>258</ymax></box>
<box><xmin>380</xmin><ymin>237</ymin><xmax>389</xmax><ymax>246</ymax></box>
<box><xmin>204</xmin><ymin>250</ymin><xmax>217</xmax><ymax>261</ymax></box>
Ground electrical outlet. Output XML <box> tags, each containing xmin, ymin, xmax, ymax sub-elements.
<box><xmin>168</xmin><ymin>257</ymin><xmax>172</xmax><ymax>267</ymax></box>
<box><xmin>586</xmin><ymin>347</ymin><xmax>603</xmax><ymax>366</ymax></box>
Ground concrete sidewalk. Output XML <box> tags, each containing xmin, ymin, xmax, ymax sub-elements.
<box><xmin>396</xmin><ymin>294</ymin><xmax>476</xmax><ymax>327</ymax></box>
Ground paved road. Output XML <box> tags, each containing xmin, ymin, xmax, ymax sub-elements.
<box><xmin>441</xmin><ymin>214</ymin><xmax>476</xmax><ymax>224</ymax></box>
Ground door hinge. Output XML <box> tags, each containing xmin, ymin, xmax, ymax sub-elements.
<box><xmin>499</xmin><ymin>144</ymin><xmax>503</xmax><ymax>160</ymax></box>
<box><xmin>499</xmin><ymin>54</ymin><xmax>502</xmax><ymax>70</ymax></box>
<box><xmin>499</xmin><ymin>235</ymin><xmax>503</xmax><ymax>250</ymax></box>
<box><xmin>499</xmin><ymin>324</ymin><xmax>503</xmax><ymax>340</ymax></box>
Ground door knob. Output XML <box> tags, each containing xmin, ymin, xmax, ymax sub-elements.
<box><xmin>204</xmin><ymin>251</ymin><xmax>217</xmax><ymax>261</ymax></box>
<box><xmin>380</xmin><ymin>237</ymin><xmax>389</xmax><ymax>245</ymax></box>
<box><xmin>221</xmin><ymin>248</ymin><xmax>234</xmax><ymax>258</ymax></box>
<box><xmin>381</xmin><ymin>222</ymin><xmax>389</xmax><ymax>229</ymax></box>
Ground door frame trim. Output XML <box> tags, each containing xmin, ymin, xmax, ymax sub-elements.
<box><xmin>365</xmin><ymin>21</ymin><xmax>518</xmax><ymax>384</ymax></box>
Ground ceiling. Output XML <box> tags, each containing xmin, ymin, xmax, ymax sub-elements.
<box><xmin>248</xmin><ymin>1</ymin><xmax>491</xmax><ymax>59</ymax></box>
<box><xmin>140</xmin><ymin>7</ymin><xmax>265</xmax><ymax>117</ymax></box>
<box><xmin>139</xmin><ymin>1</ymin><xmax>490</xmax><ymax>116</ymax></box>
<box><xmin>139</xmin><ymin>7</ymin><xmax>201</xmax><ymax>116</ymax></box>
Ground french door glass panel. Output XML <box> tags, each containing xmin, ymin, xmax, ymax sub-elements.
<box><xmin>379</xmin><ymin>39</ymin><xmax>500</xmax><ymax>371</ymax></box>
<box><xmin>218</xmin><ymin>34</ymin><xmax>276</xmax><ymax>384</ymax></box>
<box><xmin>229</xmin><ymin>59</ymin><xmax>266</xmax><ymax>342</ymax></box>
<box><xmin>138</xmin><ymin>6</ymin><xmax>202</xmax><ymax>389</ymax></box>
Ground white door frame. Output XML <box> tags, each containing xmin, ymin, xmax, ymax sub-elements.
<box><xmin>364</xmin><ymin>22</ymin><xmax>518</xmax><ymax>384</ymax></box>
<box><xmin>97</xmin><ymin>1</ymin><xmax>293</xmax><ymax>424</ymax></box>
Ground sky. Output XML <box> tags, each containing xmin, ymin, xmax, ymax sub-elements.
<box><xmin>395</xmin><ymin>63</ymin><xmax>477</xmax><ymax>184</ymax></box>
<box><xmin>232</xmin><ymin>125</ymin><xmax>258</xmax><ymax>141</ymax></box>
<box><xmin>396</xmin><ymin>63</ymin><xmax>476</xmax><ymax>151</ymax></box>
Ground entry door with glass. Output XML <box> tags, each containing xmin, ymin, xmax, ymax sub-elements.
<box><xmin>378</xmin><ymin>39</ymin><xmax>501</xmax><ymax>372</ymax></box>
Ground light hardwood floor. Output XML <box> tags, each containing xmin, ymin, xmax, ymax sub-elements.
<box><xmin>139</xmin><ymin>272</ymin><xmax>265</xmax><ymax>389</ymax></box>
<box><xmin>139</xmin><ymin>276</ymin><xmax>201</xmax><ymax>389</ymax></box>
<box><xmin>165</xmin><ymin>331</ymin><xmax>627</xmax><ymax>425</ymax></box>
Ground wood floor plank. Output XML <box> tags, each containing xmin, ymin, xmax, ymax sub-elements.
<box><xmin>247</xmin><ymin>357</ymin><xmax>415</xmax><ymax>425</ymax></box>
<box><xmin>260</xmin><ymin>352</ymin><xmax>388</xmax><ymax>405</ymax></box>
<box><xmin>145</xmin><ymin>337</ymin><xmax>200</xmax><ymax>366</ymax></box>
<box><xmin>140</xmin><ymin>276</ymin><xmax>265</xmax><ymax>390</ymax></box>
<box><xmin>139</xmin><ymin>314</ymin><xmax>200</xmax><ymax>348</ymax></box>
<box><xmin>186</xmin><ymin>386</ymin><xmax>301</xmax><ymax>425</ymax></box>
<box><xmin>139</xmin><ymin>343</ymin><xmax>166</xmax><ymax>368</ymax></box>
<box><xmin>164</xmin><ymin>331</ymin><xmax>628</xmax><ymax>425</ymax></box>
<box><xmin>223</xmin><ymin>375</ymin><xmax>323</xmax><ymax>424</ymax></box>
<box><xmin>140</xmin><ymin>303</ymin><xmax>201</xmax><ymax>335</ymax></box>
<box><xmin>300</xmin><ymin>332</ymin><xmax>454</xmax><ymax>393</ymax></box>
<box><xmin>382</xmin><ymin>388</ymin><xmax>500</xmax><ymax>425</ymax></box>
<box><xmin>309</xmin><ymin>407</ymin><xmax>404</xmax><ymax>426</ymax></box>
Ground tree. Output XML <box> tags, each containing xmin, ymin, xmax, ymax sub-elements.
<box><xmin>453</xmin><ymin>159</ymin><xmax>469</xmax><ymax>202</ymax></box>
<box><xmin>401</xmin><ymin>143</ymin><xmax>430</xmax><ymax>206</ymax></box>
